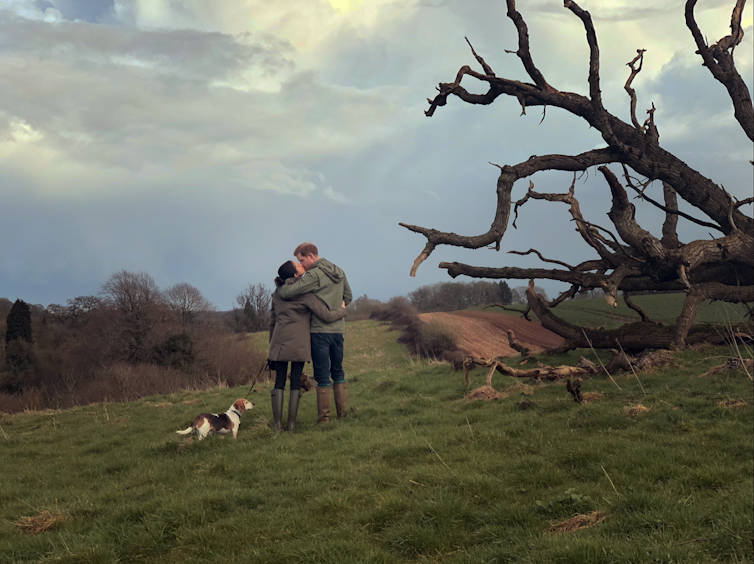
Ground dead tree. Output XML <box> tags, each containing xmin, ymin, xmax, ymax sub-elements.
<box><xmin>401</xmin><ymin>0</ymin><xmax>753</xmax><ymax>351</ymax></box>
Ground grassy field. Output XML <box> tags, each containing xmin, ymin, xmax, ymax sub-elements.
<box><xmin>1</xmin><ymin>320</ymin><xmax>752</xmax><ymax>563</ymax></box>
<box><xmin>490</xmin><ymin>293</ymin><xmax>752</xmax><ymax>330</ymax></box>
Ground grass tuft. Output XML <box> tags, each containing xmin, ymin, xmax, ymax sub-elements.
<box><xmin>547</xmin><ymin>510</ymin><xmax>607</xmax><ymax>533</ymax></box>
<box><xmin>14</xmin><ymin>509</ymin><xmax>70</xmax><ymax>535</ymax></box>
<box><xmin>624</xmin><ymin>404</ymin><xmax>651</xmax><ymax>417</ymax></box>
<box><xmin>465</xmin><ymin>385</ymin><xmax>504</xmax><ymax>401</ymax></box>
<box><xmin>717</xmin><ymin>399</ymin><xmax>749</xmax><ymax>409</ymax></box>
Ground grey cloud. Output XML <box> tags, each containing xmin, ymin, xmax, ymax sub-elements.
<box><xmin>48</xmin><ymin>0</ymin><xmax>114</xmax><ymax>22</ymax></box>
<box><xmin>0</xmin><ymin>14</ymin><xmax>294</xmax><ymax>81</ymax></box>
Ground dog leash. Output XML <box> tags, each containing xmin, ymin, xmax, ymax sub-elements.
<box><xmin>245</xmin><ymin>360</ymin><xmax>272</xmax><ymax>399</ymax></box>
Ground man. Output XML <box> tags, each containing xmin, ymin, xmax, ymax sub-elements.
<box><xmin>278</xmin><ymin>242</ymin><xmax>352</xmax><ymax>423</ymax></box>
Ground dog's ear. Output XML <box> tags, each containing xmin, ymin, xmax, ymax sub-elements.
<box><xmin>233</xmin><ymin>399</ymin><xmax>247</xmax><ymax>412</ymax></box>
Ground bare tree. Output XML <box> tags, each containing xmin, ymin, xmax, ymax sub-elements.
<box><xmin>232</xmin><ymin>283</ymin><xmax>272</xmax><ymax>333</ymax></box>
<box><xmin>100</xmin><ymin>270</ymin><xmax>163</xmax><ymax>362</ymax></box>
<box><xmin>47</xmin><ymin>296</ymin><xmax>103</xmax><ymax>327</ymax></box>
<box><xmin>164</xmin><ymin>283</ymin><xmax>216</xmax><ymax>331</ymax></box>
<box><xmin>401</xmin><ymin>0</ymin><xmax>753</xmax><ymax>351</ymax></box>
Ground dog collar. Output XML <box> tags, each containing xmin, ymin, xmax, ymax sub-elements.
<box><xmin>230</xmin><ymin>408</ymin><xmax>242</xmax><ymax>418</ymax></box>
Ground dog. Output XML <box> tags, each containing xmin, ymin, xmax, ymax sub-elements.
<box><xmin>176</xmin><ymin>398</ymin><xmax>254</xmax><ymax>440</ymax></box>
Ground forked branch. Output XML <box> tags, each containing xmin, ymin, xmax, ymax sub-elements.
<box><xmin>685</xmin><ymin>0</ymin><xmax>753</xmax><ymax>141</ymax></box>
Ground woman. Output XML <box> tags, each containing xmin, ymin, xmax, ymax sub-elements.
<box><xmin>268</xmin><ymin>260</ymin><xmax>347</xmax><ymax>433</ymax></box>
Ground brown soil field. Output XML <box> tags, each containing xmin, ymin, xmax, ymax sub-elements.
<box><xmin>418</xmin><ymin>310</ymin><xmax>564</xmax><ymax>359</ymax></box>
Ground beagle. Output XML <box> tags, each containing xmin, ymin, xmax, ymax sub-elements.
<box><xmin>176</xmin><ymin>398</ymin><xmax>254</xmax><ymax>440</ymax></box>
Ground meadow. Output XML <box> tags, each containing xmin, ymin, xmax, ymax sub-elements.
<box><xmin>1</xmin><ymin>316</ymin><xmax>752</xmax><ymax>563</ymax></box>
<box><xmin>498</xmin><ymin>292</ymin><xmax>751</xmax><ymax>330</ymax></box>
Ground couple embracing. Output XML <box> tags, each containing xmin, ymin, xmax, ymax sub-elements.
<box><xmin>268</xmin><ymin>242</ymin><xmax>352</xmax><ymax>433</ymax></box>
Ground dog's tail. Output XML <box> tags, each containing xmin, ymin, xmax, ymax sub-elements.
<box><xmin>176</xmin><ymin>426</ymin><xmax>194</xmax><ymax>435</ymax></box>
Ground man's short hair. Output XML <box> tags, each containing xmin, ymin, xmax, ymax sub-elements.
<box><xmin>294</xmin><ymin>242</ymin><xmax>319</xmax><ymax>257</ymax></box>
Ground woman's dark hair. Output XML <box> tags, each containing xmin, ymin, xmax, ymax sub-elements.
<box><xmin>275</xmin><ymin>261</ymin><xmax>297</xmax><ymax>286</ymax></box>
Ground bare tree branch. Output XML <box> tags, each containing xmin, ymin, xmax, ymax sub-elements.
<box><xmin>685</xmin><ymin>0</ymin><xmax>754</xmax><ymax>141</ymax></box>
<box><xmin>661</xmin><ymin>181</ymin><xmax>682</xmax><ymax>249</ymax></box>
<box><xmin>401</xmin><ymin>148</ymin><xmax>619</xmax><ymax>275</ymax></box>
<box><xmin>465</xmin><ymin>36</ymin><xmax>495</xmax><ymax>77</ymax></box>
<box><xmin>622</xmin><ymin>166</ymin><xmax>723</xmax><ymax>232</ymax></box>
<box><xmin>508</xmin><ymin>248</ymin><xmax>575</xmax><ymax>271</ymax></box>
<box><xmin>624</xmin><ymin>49</ymin><xmax>646</xmax><ymax>130</ymax></box>
<box><xmin>623</xmin><ymin>291</ymin><xmax>654</xmax><ymax>323</ymax></box>
<box><xmin>504</xmin><ymin>0</ymin><xmax>553</xmax><ymax>92</ymax></box>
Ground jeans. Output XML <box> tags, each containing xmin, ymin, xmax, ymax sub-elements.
<box><xmin>311</xmin><ymin>333</ymin><xmax>345</xmax><ymax>388</ymax></box>
<box><xmin>274</xmin><ymin>361</ymin><xmax>304</xmax><ymax>391</ymax></box>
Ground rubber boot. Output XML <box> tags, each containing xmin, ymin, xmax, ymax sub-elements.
<box><xmin>287</xmin><ymin>389</ymin><xmax>302</xmax><ymax>433</ymax></box>
<box><xmin>270</xmin><ymin>388</ymin><xmax>284</xmax><ymax>431</ymax></box>
<box><xmin>333</xmin><ymin>382</ymin><xmax>348</xmax><ymax>419</ymax></box>
<box><xmin>316</xmin><ymin>387</ymin><xmax>331</xmax><ymax>424</ymax></box>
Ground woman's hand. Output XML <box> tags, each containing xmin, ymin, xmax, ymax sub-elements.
<box><xmin>341</xmin><ymin>301</ymin><xmax>346</xmax><ymax>308</ymax></box>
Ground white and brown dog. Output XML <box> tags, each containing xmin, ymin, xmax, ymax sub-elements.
<box><xmin>176</xmin><ymin>398</ymin><xmax>254</xmax><ymax>440</ymax></box>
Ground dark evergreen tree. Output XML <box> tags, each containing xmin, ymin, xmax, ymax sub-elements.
<box><xmin>5</xmin><ymin>299</ymin><xmax>32</xmax><ymax>345</ymax></box>
<box><xmin>3</xmin><ymin>299</ymin><xmax>35</xmax><ymax>380</ymax></box>
<box><xmin>498</xmin><ymin>282</ymin><xmax>513</xmax><ymax>305</ymax></box>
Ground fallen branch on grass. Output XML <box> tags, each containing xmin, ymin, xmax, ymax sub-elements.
<box><xmin>604</xmin><ymin>349</ymin><xmax>674</xmax><ymax>374</ymax></box>
<box><xmin>462</xmin><ymin>355</ymin><xmax>599</xmax><ymax>387</ymax></box>
<box><xmin>699</xmin><ymin>357</ymin><xmax>753</xmax><ymax>378</ymax></box>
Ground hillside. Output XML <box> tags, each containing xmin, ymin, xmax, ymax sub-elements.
<box><xmin>1</xmin><ymin>320</ymin><xmax>752</xmax><ymax>563</ymax></box>
<box><xmin>419</xmin><ymin>310</ymin><xmax>563</xmax><ymax>358</ymax></box>
<box><xmin>417</xmin><ymin>294</ymin><xmax>750</xmax><ymax>359</ymax></box>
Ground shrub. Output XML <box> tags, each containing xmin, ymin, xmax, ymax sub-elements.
<box><xmin>370</xmin><ymin>296</ymin><xmax>418</xmax><ymax>328</ymax></box>
<box><xmin>152</xmin><ymin>333</ymin><xmax>195</xmax><ymax>370</ymax></box>
<box><xmin>3</xmin><ymin>339</ymin><xmax>35</xmax><ymax>375</ymax></box>
<box><xmin>346</xmin><ymin>294</ymin><xmax>382</xmax><ymax>321</ymax></box>
<box><xmin>399</xmin><ymin>320</ymin><xmax>459</xmax><ymax>359</ymax></box>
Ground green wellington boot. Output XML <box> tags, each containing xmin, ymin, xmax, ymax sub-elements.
<box><xmin>270</xmin><ymin>388</ymin><xmax>284</xmax><ymax>431</ymax></box>
<box><xmin>287</xmin><ymin>389</ymin><xmax>302</xmax><ymax>433</ymax></box>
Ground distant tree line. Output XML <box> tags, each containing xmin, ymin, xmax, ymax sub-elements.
<box><xmin>408</xmin><ymin>281</ymin><xmax>513</xmax><ymax>312</ymax></box>
<box><xmin>0</xmin><ymin>271</ymin><xmax>270</xmax><ymax>413</ymax></box>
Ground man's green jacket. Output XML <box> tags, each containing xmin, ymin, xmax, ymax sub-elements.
<box><xmin>278</xmin><ymin>258</ymin><xmax>352</xmax><ymax>333</ymax></box>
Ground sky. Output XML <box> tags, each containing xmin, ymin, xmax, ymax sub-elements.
<box><xmin>1</xmin><ymin>0</ymin><xmax>752</xmax><ymax>310</ymax></box>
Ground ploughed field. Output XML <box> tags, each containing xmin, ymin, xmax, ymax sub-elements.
<box><xmin>419</xmin><ymin>310</ymin><xmax>563</xmax><ymax>358</ymax></box>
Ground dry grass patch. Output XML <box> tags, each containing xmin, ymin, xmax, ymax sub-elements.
<box><xmin>182</xmin><ymin>399</ymin><xmax>201</xmax><ymax>405</ymax></box>
<box><xmin>15</xmin><ymin>509</ymin><xmax>69</xmax><ymax>535</ymax></box>
<box><xmin>582</xmin><ymin>391</ymin><xmax>605</xmax><ymax>403</ymax></box>
<box><xmin>154</xmin><ymin>402</ymin><xmax>173</xmax><ymax>408</ymax></box>
<box><xmin>624</xmin><ymin>404</ymin><xmax>650</xmax><ymax>417</ymax></box>
<box><xmin>466</xmin><ymin>386</ymin><xmax>504</xmax><ymax>401</ymax></box>
<box><xmin>547</xmin><ymin>510</ymin><xmax>607</xmax><ymax>533</ymax></box>
<box><xmin>503</xmin><ymin>382</ymin><xmax>539</xmax><ymax>396</ymax></box>
<box><xmin>717</xmin><ymin>399</ymin><xmax>748</xmax><ymax>409</ymax></box>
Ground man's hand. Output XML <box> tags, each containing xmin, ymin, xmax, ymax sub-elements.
<box><xmin>341</xmin><ymin>301</ymin><xmax>346</xmax><ymax>308</ymax></box>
